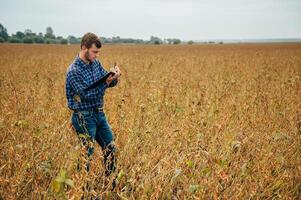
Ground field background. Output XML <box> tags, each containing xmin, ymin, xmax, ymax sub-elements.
<box><xmin>0</xmin><ymin>43</ymin><xmax>300</xmax><ymax>199</ymax></box>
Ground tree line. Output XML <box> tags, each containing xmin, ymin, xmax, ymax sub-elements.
<box><xmin>0</xmin><ymin>24</ymin><xmax>186</xmax><ymax>45</ymax></box>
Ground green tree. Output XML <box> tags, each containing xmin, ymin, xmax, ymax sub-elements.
<box><xmin>165</xmin><ymin>38</ymin><xmax>181</xmax><ymax>45</ymax></box>
<box><xmin>112</xmin><ymin>36</ymin><xmax>121</xmax><ymax>43</ymax></box>
<box><xmin>16</xmin><ymin>31</ymin><xmax>25</xmax><ymax>39</ymax></box>
<box><xmin>24</xmin><ymin>29</ymin><xmax>33</xmax><ymax>36</ymax></box>
<box><xmin>0</xmin><ymin>24</ymin><xmax>9</xmax><ymax>41</ymax></box>
<box><xmin>9</xmin><ymin>36</ymin><xmax>21</xmax><ymax>43</ymax></box>
<box><xmin>45</xmin><ymin>38</ymin><xmax>57</xmax><ymax>44</ymax></box>
<box><xmin>33</xmin><ymin>36</ymin><xmax>45</xmax><ymax>43</ymax></box>
<box><xmin>173</xmin><ymin>39</ymin><xmax>181</xmax><ymax>45</ymax></box>
<box><xmin>150</xmin><ymin>36</ymin><xmax>162</xmax><ymax>44</ymax></box>
<box><xmin>67</xmin><ymin>35</ymin><xmax>80</xmax><ymax>44</ymax></box>
<box><xmin>45</xmin><ymin>27</ymin><xmax>55</xmax><ymax>39</ymax></box>
<box><xmin>60</xmin><ymin>38</ymin><xmax>68</xmax><ymax>44</ymax></box>
<box><xmin>22</xmin><ymin>36</ymin><xmax>33</xmax><ymax>43</ymax></box>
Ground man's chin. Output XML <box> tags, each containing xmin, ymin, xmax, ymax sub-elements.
<box><xmin>87</xmin><ymin>59</ymin><xmax>94</xmax><ymax>63</ymax></box>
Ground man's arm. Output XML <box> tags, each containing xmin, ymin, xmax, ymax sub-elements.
<box><xmin>84</xmin><ymin>72</ymin><xmax>112</xmax><ymax>91</ymax></box>
<box><xmin>106</xmin><ymin>65</ymin><xmax>121</xmax><ymax>88</ymax></box>
<box><xmin>67</xmin><ymin>70</ymin><xmax>107</xmax><ymax>100</ymax></box>
<box><xmin>107</xmin><ymin>78</ymin><xmax>118</xmax><ymax>88</ymax></box>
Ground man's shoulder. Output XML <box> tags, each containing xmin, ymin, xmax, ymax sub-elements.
<box><xmin>66</xmin><ymin>58</ymin><xmax>81</xmax><ymax>75</ymax></box>
<box><xmin>66</xmin><ymin>64</ymin><xmax>77</xmax><ymax>76</ymax></box>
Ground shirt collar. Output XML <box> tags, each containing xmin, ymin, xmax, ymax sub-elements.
<box><xmin>76</xmin><ymin>54</ymin><xmax>94</xmax><ymax>68</ymax></box>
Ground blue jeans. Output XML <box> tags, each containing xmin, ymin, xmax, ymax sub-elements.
<box><xmin>71</xmin><ymin>110</ymin><xmax>116</xmax><ymax>176</ymax></box>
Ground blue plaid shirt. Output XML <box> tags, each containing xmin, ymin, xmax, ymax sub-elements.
<box><xmin>66</xmin><ymin>55</ymin><xmax>118</xmax><ymax>110</ymax></box>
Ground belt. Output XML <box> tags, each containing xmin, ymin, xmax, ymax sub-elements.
<box><xmin>73</xmin><ymin>107</ymin><xmax>103</xmax><ymax>113</ymax></box>
<box><xmin>93</xmin><ymin>107</ymin><xmax>104</xmax><ymax>112</ymax></box>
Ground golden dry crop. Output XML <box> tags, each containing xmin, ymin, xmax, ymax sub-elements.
<box><xmin>0</xmin><ymin>43</ymin><xmax>300</xmax><ymax>199</ymax></box>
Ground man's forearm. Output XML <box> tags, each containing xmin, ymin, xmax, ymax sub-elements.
<box><xmin>108</xmin><ymin>79</ymin><xmax>118</xmax><ymax>88</ymax></box>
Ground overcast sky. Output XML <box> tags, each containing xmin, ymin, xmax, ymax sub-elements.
<box><xmin>1</xmin><ymin>0</ymin><xmax>300</xmax><ymax>40</ymax></box>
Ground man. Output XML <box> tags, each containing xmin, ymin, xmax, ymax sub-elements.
<box><xmin>65</xmin><ymin>32</ymin><xmax>121</xmax><ymax>176</ymax></box>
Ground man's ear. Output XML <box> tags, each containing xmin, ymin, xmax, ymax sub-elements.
<box><xmin>81</xmin><ymin>45</ymin><xmax>87</xmax><ymax>51</ymax></box>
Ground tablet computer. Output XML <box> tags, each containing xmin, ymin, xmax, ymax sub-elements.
<box><xmin>99</xmin><ymin>71</ymin><xmax>116</xmax><ymax>82</ymax></box>
<box><xmin>85</xmin><ymin>72</ymin><xmax>116</xmax><ymax>90</ymax></box>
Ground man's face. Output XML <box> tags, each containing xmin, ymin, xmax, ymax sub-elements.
<box><xmin>84</xmin><ymin>43</ymin><xmax>100</xmax><ymax>62</ymax></box>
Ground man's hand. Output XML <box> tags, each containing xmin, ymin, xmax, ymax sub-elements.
<box><xmin>106</xmin><ymin>66</ymin><xmax>121</xmax><ymax>86</ymax></box>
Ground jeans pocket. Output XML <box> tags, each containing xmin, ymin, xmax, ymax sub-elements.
<box><xmin>72</xmin><ymin>113</ymin><xmax>84</xmax><ymax>133</ymax></box>
<box><xmin>79</xmin><ymin>110</ymin><xmax>93</xmax><ymax>119</ymax></box>
<box><xmin>80</xmin><ymin>110</ymin><xmax>90</xmax><ymax>115</ymax></box>
<box><xmin>72</xmin><ymin>111</ymin><xmax>94</xmax><ymax>135</ymax></box>
<box><xmin>99</xmin><ymin>111</ymin><xmax>105</xmax><ymax>117</ymax></box>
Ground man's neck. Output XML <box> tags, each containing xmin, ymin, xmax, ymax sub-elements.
<box><xmin>79</xmin><ymin>51</ymin><xmax>89</xmax><ymax>64</ymax></box>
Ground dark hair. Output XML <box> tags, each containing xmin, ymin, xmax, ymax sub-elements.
<box><xmin>81</xmin><ymin>32</ymin><xmax>102</xmax><ymax>49</ymax></box>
